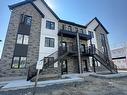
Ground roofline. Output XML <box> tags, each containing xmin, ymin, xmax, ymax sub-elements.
<box><xmin>9</xmin><ymin>0</ymin><xmax>59</xmax><ymax>20</ymax></box>
<box><xmin>59</xmin><ymin>19</ymin><xmax>86</xmax><ymax>28</ymax></box>
<box><xmin>9</xmin><ymin>0</ymin><xmax>35</xmax><ymax>10</ymax></box>
<box><xmin>8</xmin><ymin>0</ymin><xmax>109</xmax><ymax>33</ymax></box>
<box><xmin>86</xmin><ymin>17</ymin><xmax>109</xmax><ymax>34</ymax></box>
<box><xmin>40</xmin><ymin>0</ymin><xmax>60</xmax><ymax>20</ymax></box>
<box><xmin>8</xmin><ymin>0</ymin><xmax>44</xmax><ymax>18</ymax></box>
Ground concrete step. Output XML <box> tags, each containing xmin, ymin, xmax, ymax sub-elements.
<box><xmin>31</xmin><ymin>74</ymin><xmax>61</xmax><ymax>82</ymax></box>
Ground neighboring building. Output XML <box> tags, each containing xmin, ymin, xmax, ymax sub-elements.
<box><xmin>0</xmin><ymin>0</ymin><xmax>117</xmax><ymax>80</ymax></box>
<box><xmin>111</xmin><ymin>47</ymin><xmax>127</xmax><ymax>70</ymax></box>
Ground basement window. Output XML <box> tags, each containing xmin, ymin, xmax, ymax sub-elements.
<box><xmin>11</xmin><ymin>57</ymin><xmax>27</xmax><ymax>69</ymax></box>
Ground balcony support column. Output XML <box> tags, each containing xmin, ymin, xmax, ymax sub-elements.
<box><xmin>59</xmin><ymin>32</ymin><xmax>63</xmax><ymax>75</ymax></box>
<box><xmin>76</xmin><ymin>32</ymin><xmax>82</xmax><ymax>74</ymax></box>
<box><xmin>92</xmin><ymin>57</ymin><xmax>96</xmax><ymax>73</ymax></box>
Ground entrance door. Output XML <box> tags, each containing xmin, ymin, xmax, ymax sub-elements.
<box><xmin>61</xmin><ymin>60</ymin><xmax>68</xmax><ymax>74</ymax></box>
<box><xmin>83</xmin><ymin>60</ymin><xmax>89</xmax><ymax>72</ymax></box>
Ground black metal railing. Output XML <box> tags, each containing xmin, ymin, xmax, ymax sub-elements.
<box><xmin>27</xmin><ymin>48</ymin><xmax>69</xmax><ymax>81</ymax></box>
<box><xmin>27</xmin><ymin>51</ymin><xmax>58</xmax><ymax>81</ymax></box>
<box><xmin>87</xmin><ymin>45</ymin><xmax>118</xmax><ymax>73</ymax></box>
<box><xmin>27</xmin><ymin>44</ymin><xmax>118</xmax><ymax>81</ymax></box>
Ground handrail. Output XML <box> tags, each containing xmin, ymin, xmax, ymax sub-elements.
<box><xmin>88</xmin><ymin>45</ymin><xmax>117</xmax><ymax>73</ymax></box>
<box><xmin>27</xmin><ymin>47</ymin><xmax>68</xmax><ymax>81</ymax></box>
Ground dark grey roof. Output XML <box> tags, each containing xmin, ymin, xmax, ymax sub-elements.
<box><xmin>9</xmin><ymin>0</ymin><xmax>35</xmax><ymax>9</ymax></box>
<box><xmin>9</xmin><ymin>0</ymin><xmax>109</xmax><ymax>34</ymax></box>
<box><xmin>59</xmin><ymin>19</ymin><xmax>86</xmax><ymax>28</ymax></box>
<box><xmin>86</xmin><ymin>17</ymin><xmax>109</xmax><ymax>34</ymax></box>
<box><xmin>9</xmin><ymin>0</ymin><xmax>45</xmax><ymax>18</ymax></box>
<box><xmin>40</xmin><ymin>0</ymin><xmax>60</xmax><ymax>20</ymax></box>
<box><xmin>9</xmin><ymin>0</ymin><xmax>59</xmax><ymax>20</ymax></box>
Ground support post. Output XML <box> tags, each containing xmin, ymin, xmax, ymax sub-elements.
<box><xmin>76</xmin><ymin>32</ymin><xmax>82</xmax><ymax>74</ymax></box>
<box><xmin>33</xmin><ymin>69</ymin><xmax>40</xmax><ymax>95</ymax></box>
<box><xmin>92</xmin><ymin>57</ymin><xmax>96</xmax><ymax>73</ymax></box>
<box><xmin>59</xmin><ymin>32</ymin><xmax>63</xmax><ymax>75</ymax></box>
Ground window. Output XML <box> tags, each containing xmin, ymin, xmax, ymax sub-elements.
<box><xmin>12</xmin><ymin>57</ymin><xmax>27</xmax><ymax>69</ymax></box>
<box><xmin>16</xmin><ymin>34</ymin><xmax>29</xmax><ymax>45</ymax></box>
<box><xmin>20</xmin><ymin>14</ymin><xmax>32</xmax><ymax>26</ymax></box>
<box><xmin>79</xmin><ymin>29</ymin><xmax>83</xmax><ymax>34</ymax></box>
<box><xmin>24</xmin><ymin>15</ymin><xmax>32</xmax><ymax>26</ymax></box>
<box><xmin>12</xmin><ymin>57</ymin><xmax>20</xmax><ymax>68</ymax></box>
<box><xmin>68</xmin><ymin>26</ymin><xmax>72</xmax><ymax>31</ymax></box>
<box><xmin>75</xmin><ymin>27</ymin><xmax>78</xmax><ymax>32</ymax></box>
<box><xmin>17</xmin><ymin>34</ymin><xmax>23</xmax><ymax>44</ymax></box>
<box><xmin>100</xmin><ymin>33</ymin><xmax>106</xmax><ymax>46</ymax></box>
<box><xmin>23</xmin><ymin>35</ymin><xmax>29</xmax><ymax>45</ymax></box>
<box><xmin>83</xmin><ymin>30</ymin><xmax>86</xmax><ymax>34</ymax></box>
<box><xmin>45</xmin><ymin>37</ymin><xmax>55</xmax><ymax>47</ymax></box>
<box><xmin>62</xmin><ymin>24</ymin><xmax>65</xmax><ymax>30</ymax></box>
<box><xmin>44</xmin><ymin>57</ymin><xmax>54</xmax><ymax>68</ymax></box>
<box><xmin>46</xmin><ymin>20</ymin><xmax>55</xmax><ymax>30</ymax></box>
<box><xmin>20</xmin><ymin>57</ymin><xmax>27</xmax><ymax>68</ymax></box>
<box><xmin>88</xmin><ymin>31</ymin><xmax>94</xmax><ymax>38</ymax></box>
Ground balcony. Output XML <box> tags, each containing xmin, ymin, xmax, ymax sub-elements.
<box><xmin>58</xmin><ymin>29</ymin><xmax>92</xmax><ymax>40</ymax></box>
<box><xmin>18</xmin><ymin>23</ymin><xmax>31</xmax><ymax>35</ymax></box>
<box><xmin>58</xmin><ymin>43</ymin><xmax>93</xmax><ymax>57</ymax></box>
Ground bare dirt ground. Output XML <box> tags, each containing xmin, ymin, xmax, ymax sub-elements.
<box><xmin>1</xmin><ymin>76</ymin><xmax>127</xmax><ymax>95</ymax></box>
<box><xmin>48</xmin><ymin>77</ymin><xmax>127</xmax><ymax>95</ymax></box>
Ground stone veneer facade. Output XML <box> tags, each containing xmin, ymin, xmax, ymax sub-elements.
<box><xmin>0</xmin><ymin>3</ymin><xmax>42</xmax><ymax>78</ymax></box>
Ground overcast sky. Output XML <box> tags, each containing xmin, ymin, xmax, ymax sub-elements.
<box><xmin>0</xmin><ymin>0</ymin><xmax>127</xmax><ymax>57</ymax></box>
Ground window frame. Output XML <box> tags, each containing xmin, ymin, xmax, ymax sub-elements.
<box><xmin>24</xmin><ymin>15</ymin><xmax>32</xmax><ymax>26</ymax></box>
<box><xmin>68</xmin><ymin>26</ymin><xmax>72</xmax><ymax>31</ymax></box>
<box><xmin>79</xmin><ymin>29</ymin><xmax>83</xmax><ymax>34</ymax></box>
<box><xmin>45</xmin><ymin>37</ymin><xmax>55</xmax><ymax>47</ymax></box>
<box><xmin>44</xmin><ymin>57</ymin><xmax>54</xmax><ymax>68</ymax></box>
<box><xmin>20</xmin><ymin>14</ymin><xmax>32</xmax><ymax>26</ymax></box>
<box><xmin>62</xmin><ymin>24</ymin><xmax>65</xmax><ymax>30</ymax></box>
<box><xmin>17</xmin><ymin>34</ymin><xmax>23</xmax><ymax>44</ymax></box>
<box><xmin>16</xmin><ymin>34</ymin><xmax>29</xmax><ymax>45</ymax></box>
<box><xmin>11</xmin><ymin>56</ymin><xmax>27</xmax><ymax>69</ymax></box>
<box><xmin>88</xmin><ymin>31</ymin><xmax>94</xmax><ymax>38</ymax></box>
<box><xmin>23</xmin><ymin>35</ymin><xmax>29</xmax><ymax>45</ymax></box>
<box><xmin>46</xmin><ymin>20</ymin><xmax>55</xmax><ymax>30</ymax></box>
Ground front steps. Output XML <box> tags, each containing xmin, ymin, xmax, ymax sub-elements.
<box><xmin>31</xmin><ymin>74</ymin><xmax>61</xmax><ymax>82</ymax></box>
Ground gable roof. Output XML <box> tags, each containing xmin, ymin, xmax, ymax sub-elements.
<box><xmin>9</xmin><ymin>0</ymin><xmax>44</xmax><ymax>18</ymax></box>
<box><xmin>9</xmin><ymin>0</ymin><xmax>59</xmax><ymax>20</ymax></box>
<box><xmin>86</xmin><ymin>17</ymin><xmax>109</xmax><ymax>34</ymax></box>
<box><xmin>40</xmin><ymin>0</ymin><xmax>60</xmax><ymax>20</ymax></box>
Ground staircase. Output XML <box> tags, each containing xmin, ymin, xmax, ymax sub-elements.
<box><xmin>27</xmin><ymin>44</ymin><xmax>118</xmax><ymax>81</ymax></box>
<box><xmin>27</xmin><ymin>47</ymin><xmax>68</xmax><ymax>81</ymax></box>
<box><xmin>87</xmin><ymin>46</ymin><xmax>118</xmax><ymax>73</ymax></box>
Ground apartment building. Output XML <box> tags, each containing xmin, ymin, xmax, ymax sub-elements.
<box><xmin>0</xmin><ymin>0</ymin><xmax>117</xmax><ymax>80</ymax></box>
<box><xmin>111</xmin><ymin>47</ymin><xmax>127</xmax><ymax>70</ymax></box>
